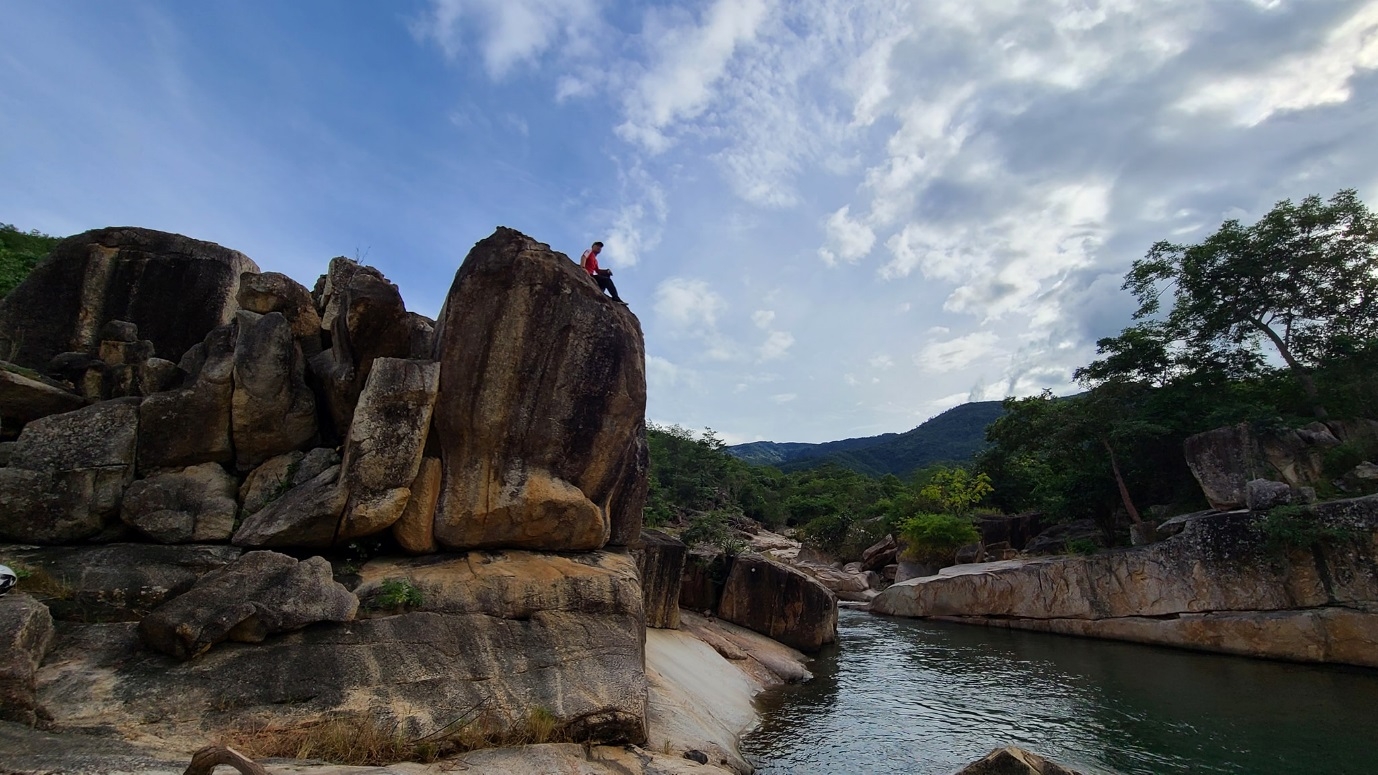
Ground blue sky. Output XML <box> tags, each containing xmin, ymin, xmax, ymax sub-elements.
<box><xmin>3</xmin><ymin>1</ymin><xmax>1377</xmax><ymax>444</ymax></box>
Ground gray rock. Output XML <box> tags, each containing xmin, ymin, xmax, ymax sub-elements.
<box><xmin>231</xmin><ymin>464</ymin><xmax>348</xmax><ymax>548</ymax></box>
<box><xmin>431</xmin><ymin>228</ymin><xmax>647</xmax><ymax>551</ymax></box>
<box><xmin>894</xmin><ymin>560</ymin><xmax>937</xmax><ymax>583</ymax></box>
<box><xmin>633</xmin><ymin>529</ymin><xmax>687</xmax><ymax>629</ymax></box>
<box><xmin>0</xmin><ymin>399</ymin><xmax>139</xmax><ymax>543</ymax></box>
<box><xmin>717</xmin><ymin>555</ymin><xmax>837</xmax><ymax>653</ymax></box>
<box><xmin>0</xmin><ymin>543</ymin><xmax>242</xmax><ymax>621</ymax></box>
<box><xmin>120</xmin><ymin>463</ymin><xmax>238</xmax><ymax>543</ymax></box>
<box><xmin>1246</xmin><ymin>479</ymin><xmax>1295</xmax><ymax>512</ymax></box>
<box><xmin>0</xmin><ymin>227</ymin><xmax>258</xmax><ymax>371</ymax></box>
<box><xmin>0</xmin><ymin>592</ymin><xmax>54</xmax><ymax>725</ymax></box>
<box><xmin>237</xmin><ymin>447</ymin><xmax>340</xmax><ymax>517</ymax></box>
<box><xmin>337</xmin><ymin>358</ymin><xmax>439</xmax><ymax>540</ymax></box>
<box><xmin>860</xmin><ymin>534</ymin><xmax>898</xmax><ymax>572</ymax></box>
<box><xmin>231</xmin><ymin>311</ymin><xmax>317</xmax><ymax>471</ymax></box>
<box><xmin>138</xmin><ymin>550</ymin><xmax>357</xmax><ymax>660</ymax></box>
<box><xmin>236</xmin><ymin>271</ymin><xmax>323</xmax><ymax>356</ymax></box>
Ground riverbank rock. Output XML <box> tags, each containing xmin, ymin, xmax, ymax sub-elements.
<box><xmin>790</xmin><ymin>560</ymin><xmax>876</xmax><ymax>603</ymax></box>
<box><xmin>0</xmin><ymin>227</ymin><xmax>258</xmax><ymax>371</ymax></box>
<box><xmin>633</xmin><ymin>529</ymin><xmax>687</xmax><ymax>629</ymax></box>
<box><xmin>860</xmin><ymin>534</ymin><xmax>898</xmax><ymax>571</ymax></box>
<box><xmin>717</xmin><ymin>555</ymin><xmax>837</xmax><ymax>653</ymax></box>
<box><xmin>956</xmin><ymin>747</ymin><xmax>1083</xmax><ymax>775</ymax></box>
<box><xmin>872</xmin><ymin>498</ymin><xmax>1378</xmax><ymax>667</ymax></box>
<box><xmin>430</xmin><ymin>228</ymin><xmax>646</xmax><ymax>552</ymax></box>
<box><xmin>0</xmin><ymin>592</ymin><xmax>54</xmax><ymax>726</ymax></box>
<box><xmin>138</xmin><ymin>551</ymin><xmax>357</xmax><ymax>659</ymax></box>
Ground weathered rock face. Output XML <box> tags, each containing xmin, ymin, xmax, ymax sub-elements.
<box><xmin>430</xmin><ymin>228</ymin><xmax>647</xmax><ymax>552</ymax></box>
<box><xmin>0</xmin><ymin>592</ymin><xmax>54</xmax><ymax>726</ymax></box>
<box><xmin>0</xmin><ymin>543</ymin><xmax>242</xmax><ymax>621</ymax></box>
<box><xmin>679</xmin><ymin>551</ymin><xmax>731</xmax><ymax>612</ymax></box>
<box><xmin>860</xmin><ymin>534</ymin><xmax>898</xmax><ymax>572</ymax></box>
<box><xmin>790</xmin><ymin>561</ymin><xmax>876</xmax><ymax>603</ymax></box>
<box><xmin>236</xmin><ymin>271</ymin><xmax>323</xmax><ymax>356</ymax></box>
<box><xmin>336</xmin><ymin>357</ymin><xmax>439</xmax><ymax>540</ymax></box>
<box><xmin>237</xmin><ymin>447</ymin><xmax>339</xmax><ymax>518</ymax></box>
<box><xmin>137</xmin><ymin>325</ymin><xmax>236</xmax><ymax>473</ymax></box>
<box><xmin>139</xmin><ymin>550</ymin><xmax>357</xmax><ymax>660</ymax></box>
<box><xmin>392</xmin><ymin>456</ymin><xmax>441</xmax><ymax>554</ymax></box>
<box><xmin>119</xmin><ymin>463</ymin><xmax>238</xmax><ymax>543</ymax></box>
<box><xmin>716</xmin><ymin>555</ymin><xmax>837</xmax><ymax>653</ymax></box>
<box><xmin>0</xmin><ymin>398</ymin><xmax>139</xmax><ymax>543</ymax></box>
<box><xmin>1184</xmin><ymin>421</ymin><xmax>1377</xmax><ymax>509</ymax></box>
<box><xmin>633</xmin><ymin>529</ymin><xmax>687</xmax><ymax>629</ymax></box>
<box><xmin>230</xmin><ymin>311</ymin><xmax>318</xmax><ymax>470</ymax></box>
<box><xmin>0</xmin><ymin>227</ymin><xmax>258</xmax><ymax>370</ymax></box>
<box><xmin>872</xmin><ymin>498</ymin><xmax>1378</xmax><ymax>667</ymax></box>
<box><xmin>231</xmin><ymin>464</ymin><xmax>348</xmax><ymax>548</ymax></box>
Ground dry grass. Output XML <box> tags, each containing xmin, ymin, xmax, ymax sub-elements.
<box><xmin>220</xmin><ymin>707</ymin><xmax>570</xmax><ymax>767</ymax></box>
<box><xmin>2</xmin><ymin>561</ymin><xmax>74</xmax><ymax>600</ymax></box>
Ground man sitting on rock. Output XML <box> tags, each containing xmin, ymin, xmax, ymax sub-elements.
<box><xmin>579</xmin><ymin>241</ymin><xmax>628</xmax><ymax>306</ymax></box>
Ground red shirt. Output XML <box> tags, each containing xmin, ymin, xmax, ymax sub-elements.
<box><xmin>581</xmin><ymin>248</ymin><xmax>600</xmax><ymax>275</ymax></box>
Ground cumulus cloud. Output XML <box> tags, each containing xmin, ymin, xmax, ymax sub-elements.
<box><xmin>759</xmin><ymin>330</ymin><xmax>795</xmax><ymax>360</ymax></box>
<box><xmin>819</xmin><ymin>205</ymin><xmax>875</xmax><ymax>266</ymax></box>
<box><xmin>654</xmin><ymin>277</ymin><xmax>727</xmax><ymax>329</ymax></box>
<box><xmin>752</xmin><ymin>309</ymin><xmax>775</xmax><ymax>328</ymax></box>
<box><xmin>917</xmin><ymin>331</ymin><xmax>1002</xmax><ymax>373</ymax></box>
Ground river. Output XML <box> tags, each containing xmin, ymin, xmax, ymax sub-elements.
<box><xmin>741</xmin><ymin>608</ymin><xmax>1378</xmax><ymax>774</ymax></box>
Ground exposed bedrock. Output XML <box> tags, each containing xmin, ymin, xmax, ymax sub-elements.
<box><xmin>872</xmin><ymin>498</ymin><xmax>1378</xmax><ymax>666</ymax></box>
<box><xmin>430</xmin><ymin>228</ymin><xmax>647</xmax><ymax>552</ymax></box>
<box><xmin>0</xmin><ymin>227</ymin><xmax>258</xmax><ymax>370</ymax></box>
<box><xmin>717</xmin><ymin>555</ymin><xmax>838</xmax><ymax>653</ymax></box>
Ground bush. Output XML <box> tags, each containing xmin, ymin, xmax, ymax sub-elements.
<box><xmin>373</xmin><ymin>579</ymin><xmax>423</xmax><ymax>609</ymax></box>
<box><xmin>1257</xmin><ymin>505</ymin><xmax>1363</xmax><ymax>554</ymax></box>
<box><xmin>898</xmin><ymin>512</ymin><xmax>980</xmax><ymax>566</ymax></box>
<box><xmin>680</xmin><ymin>511</ymin><xmax>747</xmax><ymax>556</ymax></box>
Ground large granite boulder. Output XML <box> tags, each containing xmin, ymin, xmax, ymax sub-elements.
<box><xmin>236</xmin><ymin>271</ymin><xmax>322</xmax><ymax>356</ymax></box>
<box><xmin>139</xmin><ymin>550</ymin><xmax>357</xmax><ymax>660</ymax></box>
<box><xmin>860</xmin><ymin>534</ymin><xmax>898</xmax><ymax>572</ymax></box>
<box><xmin>716</xmin><ymin>555</ymin><xmax>837</xmax><ymax>653</ymax></box>
<box><xmin>392</xmin><ymin>456</ymin><xmax>442</xmax><ymax>554</ymax></box>
<box><xmin>789</xmin><ymin>560</ymin><xmax>876</xmax><ymax>603</ymax></box>
<box><xmin>137</xmin><ymin>324</ymin><xmax>236</xmax><ymax>473</ymax></box>
<box><xmin>237</xmin><ymin>447</ymin><xmax>339</xmax><ymax>518</ymax></box>
<box><xmin>308</xmin><ymin>260</ymin><xmax>414</xmax><ymax>438</ymax></box>
<box><xmin>431</xmin><ymin>228</ymin><xmax>647</xmax><ymax>552</ymax></box>
<box><xmin>0</xmin><ymin>592</ymin><xmax>54</xmax><ymax>726</ymax></box>
<box><xmin>230</xmin><ymin>311</ymin><xmax>317</xmax><ymax>470</ymax></box>
<box><xmin>119</xmin><ymin>463</ymin><xmax>238</xmax><ymax>544</ymax></box>
<box><xmin>0</xmin><ymin>543</ymin><xmax>242</xmax><ymax>621</ymax></box>
<box><xmin>633</xmin><ymin>528</ymin><xmax>687</xmax><ymax>629</ymax></box>
<box><xmin>872</xmin><ymin>498</ymin><xmax>1378</xmax><ymax>666</ymax></box>
<box><xmin>336</xmin><ymin>358</ymin><xmax>439</xmax><ymax>540</ymax></box>
<box><xmin>679</xmin><ymin>550</ymin><xmax>731</xmax><ymax>612</ymax></box>
<box><xmin>0</xmin><ymin>398</ymin><xmax>139</xmax><ymax>543</ymax></box>
<box><xmin>1184</xmin><ymin>421</ymin><xmax>1368</xmax><ymax>509</ymax></box>
<box><xmin>956</xmin><ymin>747</ymin><xmax>1083</xmax><ymax>775</ymax></box>
<box><xmin>0</xmin><ymin>227</ymin><xmax>258</xmax><ymax>370</ymax></box>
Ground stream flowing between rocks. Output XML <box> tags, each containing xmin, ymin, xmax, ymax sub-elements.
<box><xmin>741</xmin><ymin>608</ymin><xmax>1378</xmax><ymax>774</ymax></box>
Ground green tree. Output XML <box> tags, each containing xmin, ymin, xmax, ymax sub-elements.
<box><xmin>916</xmin><ymin>466</ymin><xmax>992</xmax><ymax>518</ymax></box>
<box><xmin>1123</xmin><ymin>190</ymin><xmax>1378</xmax><ymax>419</ymax></box>
<box><xmin>0</xmin><ymin>223</ymin><xmax>61</xmax><ymax>298</ymax></box>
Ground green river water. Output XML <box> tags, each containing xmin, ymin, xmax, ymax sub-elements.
<box><xmin>740</xmin><ymin>609</ymin><xmax>1378</xmax><ymax>774</ymax></box>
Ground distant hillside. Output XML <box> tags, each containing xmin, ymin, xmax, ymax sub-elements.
<box><xmin>728</xmin><ymin>401</ymin><xmax>1005</xmax><ymax>478</ymax></box>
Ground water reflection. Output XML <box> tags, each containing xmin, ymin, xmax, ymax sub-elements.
<box><xmin>742</xmin><ymin>610</ymin><xmax>1378</xmax><ymax>775</ymax></box>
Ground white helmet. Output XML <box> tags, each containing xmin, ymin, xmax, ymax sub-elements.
<box><xmin>0</xmin><ymin>564</ymin><xmax>16</xmax><ymax>596</ymax></box>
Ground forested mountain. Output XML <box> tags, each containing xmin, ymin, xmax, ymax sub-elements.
<box><xmin>727</xmin><ymin>401</ymin><xmax>1005</xmax><ymax>477</ymax></box>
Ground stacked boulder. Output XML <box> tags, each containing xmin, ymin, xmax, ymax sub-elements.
<box><xmin>0</xmin><ymin>226</ymin><xmax>652</xmax><ymax>745</ymax></box>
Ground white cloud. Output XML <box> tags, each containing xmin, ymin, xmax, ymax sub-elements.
<box><xmin>759</xmin><ymin>330</ymin><xmax>795</xmax><ymax>360</ymax></box>
<box><xmin>819</xmin><ymin>205</ymin><xmax>875</xmax><ymax>266</ymax></box>
<box><xmin>654</xmin><ymin>277</ymin><xmax>727</xmax><ymax>328</ymax></box>
<box><xmin>1176</xmin><ymin>2</ymin><xmax>1378</xmax><ymax>125</ymax></box>
<box><xmin>917</xmin><ymin>331</ymin><xmax>1002</xmax><ymax>373</ymax></box>
<box><xmin>869</xmin><ymin>354</ymin><xmax>893</xmax><ymax>369</ymax></box>
<box><xmin>616</xmin><ymin>0</ymin><xmax>769</xmax><ymax>152</ymax></box>
<box><xmin>646</xmin><ymin>354</ymin><xmax>682</xmax><ymax>390</ymax></box>
<box><xmin>411</xmin><ymin>0</ymin><xmax>601</xmax><ymax>77</ymax></box>
<box><xmin>751</xmin><ymin>309</ymin><xmax>775</xmax><ymax>328</ymax></box>
<box><xmin>771</xmin><ymin>393</ymin><xmax>797</xmax><ymax>403</ymax></box>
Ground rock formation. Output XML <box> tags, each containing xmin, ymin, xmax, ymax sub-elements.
<box><xmin>430</xmin><ymin>228</ymin><xmax>647</xmax><ymax>551</ymax></box>
<box><xmin>633</xmin><ymin>528</ymin><xmax>687</xmax><ymax>629</ymax></box>
<box><xmin>716</xmin><ymin>555</ymin><xmax>838</xmax><ymax>653</ymax></box>
<box><xmin>0</xmin><ymin>592</ymin><xmax>54</xmax><ymax>726</ymax></box>
<box><xmin>873</xmin><ymin>497</ymin><xmax>1378</xmax><ymax>667</ymax></box>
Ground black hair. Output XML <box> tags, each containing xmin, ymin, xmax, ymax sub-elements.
<box><xmin>592</xmin><ymin>241</ymin><xmax>604</xmax><ymax>248</ymax></box>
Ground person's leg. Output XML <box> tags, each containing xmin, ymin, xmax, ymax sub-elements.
<box><xmin>596</xmin><ymin>274</ymin><xmax>626</xmax><ymax>304</ymax></box>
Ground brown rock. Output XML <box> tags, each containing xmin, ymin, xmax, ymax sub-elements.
<box><xmin>0</xmin><ymin>227</ymin><xmax>258</xmax><ymax>371</ymax></box>
<box><xmin>138</xmin><ymin>550</ymin><xmax>357</xmax><ymax>660</ymax></box>
<box><xmin>860</xmin><ymin>534</ymin><xmax>898</xmax><ymax>572</ymax></box>
<box><xmin>0</xmin><ymin>592</ymin><xmax>54</xmax><ymax>726</ymax></box>
<box><xmin>231</xmin><ymin>311</ymin><xmax>317</xmax><ymax>470</ymax></box>
<box><xmin>392</xmin><ymin>456</ymin><xmax>441</xmax><ymax>554</ymax></box>
<box><xmin>431</xmin><ymin>228</ymin><xmax>646</xmax><ymax>552</ymax></box>
<box><xmin>336</xmin><ymin>358</ymin><xmax>439</xmax><ymax>540</ymax></box>
<box><xmin>633</xmin><ymin>529</ymin><xmax>687</xmax><ymax>629</ymax></box>
<box><xmin>679</xmin><ymin>551</ymin><xmax>731</xmax><ymax>612</ymax></box>
<box><xmin>716</xmin><ymin>555</ymin><xmax>838</xmax><ymax>653</ymax></box>
<box><xmin>237</xmin><ymin>447</ymin><xmax>339</xmax><ymax>517</ymax></box>
<box><xmin>0</xmin><ymin>364</ymin><xmax>87</xmax><ymax>426</ymax></box>
<box><xmin>956</xmin><ymin>747</ymin><xmax>1082</xmax><ymax>775</ymax></box>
